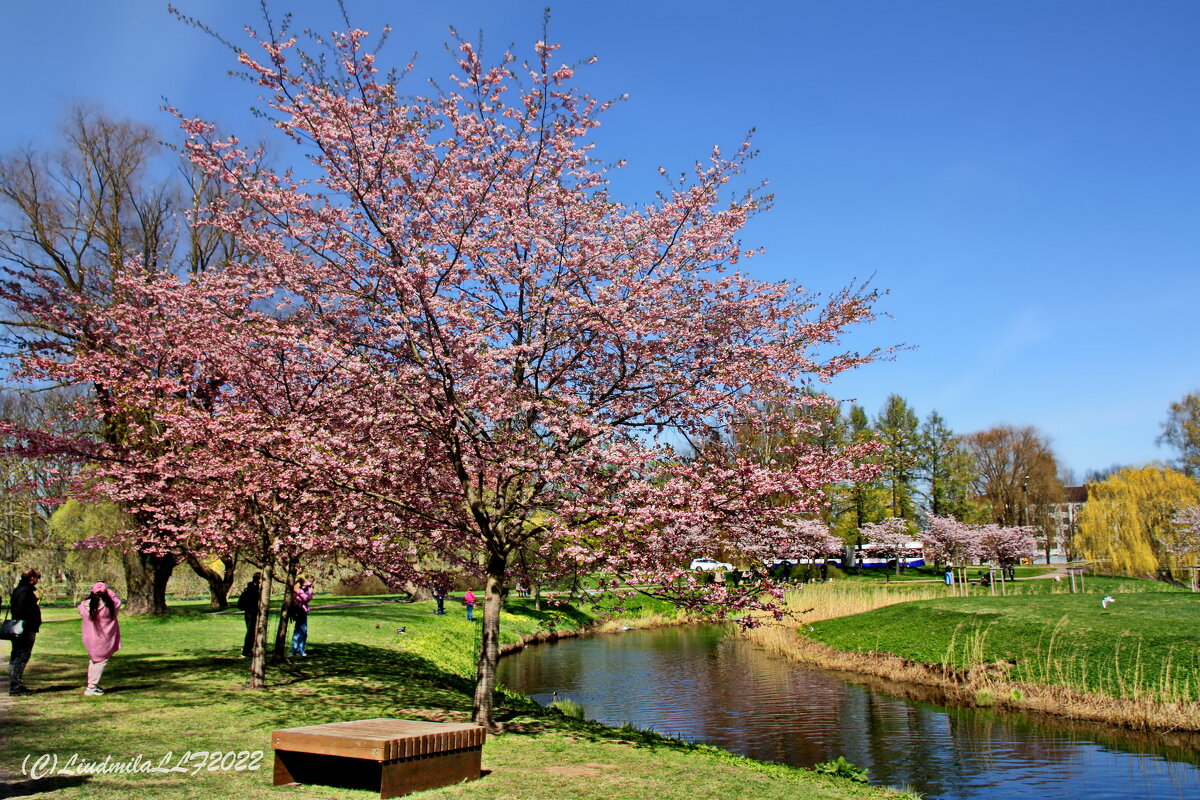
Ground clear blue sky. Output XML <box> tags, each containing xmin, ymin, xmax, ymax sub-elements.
<box><xmin>2</xmin><ymin>1</ymin><xmax>1197</xmax><ymax>480</ymax></box>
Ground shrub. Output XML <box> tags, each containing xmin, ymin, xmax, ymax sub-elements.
<box><xmin>974</xmin><ymin>688</ymin><xmax>997</xmax><ymax>707</ymax></box>
<box><xmin>548</xmin><ymin>697</ymin><xmax>586</xmax><ymax>719</ymax></box>
<box><xmin>812</xmin><ymin>755</ymin><xmax>868</xmax><ymax>783</ymax></box>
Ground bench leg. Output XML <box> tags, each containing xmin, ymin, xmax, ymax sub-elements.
<box><xmin>379</xmin><ymin>748</ymin><xmax>483</xmax><ymax>799</ymax></box>
<box><xmin>273</xmin><ymin>752</ymin><xmax>297</xmax><ymax>786</ymax></box>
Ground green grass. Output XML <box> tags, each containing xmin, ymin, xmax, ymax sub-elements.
<box><xmin>3</xmin><ymin>594</ymin><xmax>912</xmax><ymax>799</ymax></box>
<box><xmin>807</xmin><ymin>578</ymin><xmax>1200</xmax><ymax>702</ymax></box>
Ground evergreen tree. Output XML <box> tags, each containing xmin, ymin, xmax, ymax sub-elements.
<box><xmin>874</xmin><ymin>395</ymin><xmax>920</xmax><ymax>522</ymax></box>
<box><xmin>917</xmin><ymin>411</ymin><xmax>981</xmax><ymax>522</ymax></box>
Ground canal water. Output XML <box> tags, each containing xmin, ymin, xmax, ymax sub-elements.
<box><xmin>496</xmin><ymin>625</ymin><xmax>1200</xmax><ymax>800</ymax></box>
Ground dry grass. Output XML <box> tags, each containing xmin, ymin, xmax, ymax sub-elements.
<box><xmin>777</xmin><ymin>581</ymin><xmax>952</xmax><ymax>624</ymax></box>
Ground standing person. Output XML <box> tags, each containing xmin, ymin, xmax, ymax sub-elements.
<box><xmin>236</xmin><ymin>573</ymin><xmax>262</xmax><ymax>658</ymax></box>
<box><xmin>290</xmin><ymin>578</ymin><xmax>314</xmax><ymax>657</ymax></box>
<box><xmin>464</xmin><ymin>589</ymin><xmax>476</xmax><ymax>621</ymax></box>
<box><xmin>78</xmin><ymin>581</ymin><xmax>121</xmax><ymax>696</ymax></box>
<box><xmin>8</xmin><ymin>568</ymin><xmax>42</xmax><ymax>696</ymax></box>
<box><xmin>432</xmin><ymin>584</ymin><xmax>446</xmax><ymax>616</ymax></box>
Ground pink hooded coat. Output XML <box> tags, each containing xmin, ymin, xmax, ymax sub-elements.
<box><xmin>78</xmin><ymin>582</ymin><xmax>122</xmax><ymax>661</ymax></box>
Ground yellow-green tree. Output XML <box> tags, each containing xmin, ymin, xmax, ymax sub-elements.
<box><xmin>1076</xmin><ymin>466</ymin><xmax>1200</xmax><ymax>575</ymax></box>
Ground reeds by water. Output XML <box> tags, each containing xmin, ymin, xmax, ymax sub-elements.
<box><xmin>746</xmin><ymin>581</ymin><xmax>1200</xmax><ymax>732</ymax></box>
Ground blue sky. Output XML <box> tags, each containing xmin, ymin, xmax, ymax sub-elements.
<box><xmin>2</xmin><ymin>1</ymin><xmax>1197</xmax><ymax>479</ymax></box>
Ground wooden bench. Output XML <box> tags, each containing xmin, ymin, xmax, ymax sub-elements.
<box><xmin>272</xmin><ymin>718</ymin><xmax>486</xmax><ymax>798</ymax></box>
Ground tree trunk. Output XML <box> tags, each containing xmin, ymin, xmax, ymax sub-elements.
<box><xmin>123</xmin><ymin>550</ymin><xmax>176</xmax><ymax>614</ymax></box>
<box><xmin>249</xmin><ymin>556</ymin><xmax>274</xmax><ymax>690</ymax></box>
<box><xmin>471</xmin><ymin>554</ymin><xmax>507</xmax><ymax>728</ymax></box>
<box><xmin>186</xmin><ymin>553</ymin><xmax>237</xmax><ymax>610</ymax></box>
<box><xmin>403</xmin><ymin>581</ymin><xmax>433</xmax><ymax>602</ymax></box>
<box><xmin>272</xmin><ymin>560</ymin><xmax>298</xmax><ymax>663</ymax></box>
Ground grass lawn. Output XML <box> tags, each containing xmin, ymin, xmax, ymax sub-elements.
<box><xmin>806</xmin><ymin>578</ymin><xmax>1200</xmax><ymax>702</ymax></box>
<box><xmin>1</xmin><ymin>594</ymin><xmax>913</xmax><ymax>800</ymax></box>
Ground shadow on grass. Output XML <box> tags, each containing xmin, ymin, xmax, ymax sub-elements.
<box><xmin>249</xmin><ymin>642</ymin><xmax>480</xmax><ymax>727</ymax></box>
<box><xmin>0</xmin><ymin>775</ymin><xmax>92</xmax><ymax>798</ymax></box>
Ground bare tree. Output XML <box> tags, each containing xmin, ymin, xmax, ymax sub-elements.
<box><xmin>963</xmin><ymin>425</ymin><xmax>1064</xmax><ymax>562</ymax></box>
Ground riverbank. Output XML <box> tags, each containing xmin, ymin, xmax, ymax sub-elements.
<box><xmin>0</xmin><ymin>594</ymin><xmax>915</xmax><ymax>799</ymax></box>
<box><xmin>749</xmin><ymin>577</ymin><xmax>1200</xmax><ymax>732</ymax></box>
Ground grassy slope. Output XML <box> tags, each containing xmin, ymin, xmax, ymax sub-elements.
<box><xmin>2</xmin><ymin>595</ymin><xmax>909</xmax><ymax>800</ymax></box>
<box><xmin>807</xmin><ymin>577</ymin><xmax>1200</xmax><ymax>702</ymax></box>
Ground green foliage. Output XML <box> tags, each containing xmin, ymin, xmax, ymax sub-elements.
<box><xmin>812</xmin><ymin>755</ymin><xmax>869</xmax><ymax>783</ymax></box>
<box><xmin>549</xmin><ymin>697</ymin><xmax>586</xmax><ymax>719</ymax></box>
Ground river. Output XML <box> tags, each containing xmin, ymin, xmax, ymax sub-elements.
<box><xmin>496</xmin><ymin>625</ymin><xmax>1200</xmax><ymax>800</ymax></box>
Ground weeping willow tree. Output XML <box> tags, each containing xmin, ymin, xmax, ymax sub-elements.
<box><xmin>1076</xmin><ymin>466</ymin><xmax>1200</xmax><ymax>575</ymax></box>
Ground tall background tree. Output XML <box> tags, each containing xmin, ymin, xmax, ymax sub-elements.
<box><xmin>916</xmin><ymin>410</ymin><xmax>980</xmax><ymax>522</ymax></box>
<box><xmin>1159</xmin><ymin>391</ymin><xmax>1200</xmax><ymax>478</ymax></box>
<box><xmin>873</xmin><ymin>395</ymin><xmax>920</xmax><ymax>523</ymax></box>
<box><xmin>963</xmin><ymin>424</ymin><xmax>1064</xmax><ymax>561</ymax></box>
<box><xmin>834</xmin><ymin>403</ymin><xmax>886</xmax><ymax>541</ymax></box>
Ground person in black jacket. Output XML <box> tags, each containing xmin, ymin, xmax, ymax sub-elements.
<box><xmin>236</xmin><ymin>573</ymin><xmax>262</xmax><ymax>658</ymax></box>
<box><xmin>9</xmin><ymin>568</ymin><xmax>42</xmax><ymax>696</ymax></box>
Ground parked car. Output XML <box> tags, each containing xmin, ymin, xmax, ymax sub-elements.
<box><xmin>689</xmin><ymin>557</ymin><xmax>733</xmax><ymax>571</ymax></box>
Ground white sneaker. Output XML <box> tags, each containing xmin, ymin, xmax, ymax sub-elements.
<box><xmin>84</xmin><ymin>687</ymin><xmax>104</xmax><ymax>696</ymax></box>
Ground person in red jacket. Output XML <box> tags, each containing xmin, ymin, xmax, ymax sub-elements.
<box><xmin>464</xmin><ymin>589</ymin><xmax>476</xmax><ymax>621</ymax></box>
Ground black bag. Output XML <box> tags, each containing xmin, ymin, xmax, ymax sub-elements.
<box><xmin>0</xmin><ymin>605</ymin><xmax>22</xmax><ymax>640</ymax></box>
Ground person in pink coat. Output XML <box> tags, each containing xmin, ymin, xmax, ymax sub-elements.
<box><xmin>78</xmin><ymin>581</ymin><xmax>121</xmax><ymax>696</ymax></box>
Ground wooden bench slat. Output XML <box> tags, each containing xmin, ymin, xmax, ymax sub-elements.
<box><xmin>273</xmin><ymin>718</ymin><xmax>485</xmax><ymax>798</ymax></box>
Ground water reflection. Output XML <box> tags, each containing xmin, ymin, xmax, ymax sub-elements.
<box><xmin>497</xmin><ymin>625</ymin><xmax>1200</xmax><ymax>800</ymax></box>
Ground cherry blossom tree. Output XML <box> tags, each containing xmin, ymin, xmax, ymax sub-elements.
<box><xmin>976</xmin><ymin>523</ymin><xmax>1038</xmax><ymax>569</ymax></box>
<box><xmin>1170</xmin><ymin>507</ymin><xmax>1200</xmax><ymax>557</ymax></box>
<box><xmin>5</xmin><ymin>15</ymin><xmax>886</xmax><ymax>724</ymax></box>
<box><xmin>859</xmin><ymin>517</ymin><xmax>913</xmax><ymax>574</ymax></box>
<box><xmin>922</xmin><ymin>515</ymin><xmax>980</xmax><ymax>567</ymax></box>
<box><xmin>1170</xmin><ymin>506</ymin><xmax>1200</xmax><ymax>589</ymax></box>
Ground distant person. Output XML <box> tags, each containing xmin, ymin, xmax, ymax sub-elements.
<box><xmin>432</xmin><ymin>584</ymin><xmax>446</xmax><ymax>616</ymax></box>
<box><xmin>290</xmin><ymin>578</ymin><xmax>314</xmax><ymax>657</ymax></box>
<box><xmin>78</xmin><ymin>581</ymin><xmax>122</xmax><ymax>696</ymax></box>
<box><xmin>464</xmin><ymin>589</ymin><xmax>476</xmax><ymax>621</ymax></box>
<box><xmin>8</xmin><ymin>568</ymin><xmax>42</xmax><ymax>696</ymax></box>
<box><xmin>944</xmin><ymin>568</ymin><xmax>954</xmax><ymax>586</ymax></box>
<box><xmin>237</xmin><ymin>573</ymin><xmax>262</xmax><ymax>658</ymax></box>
